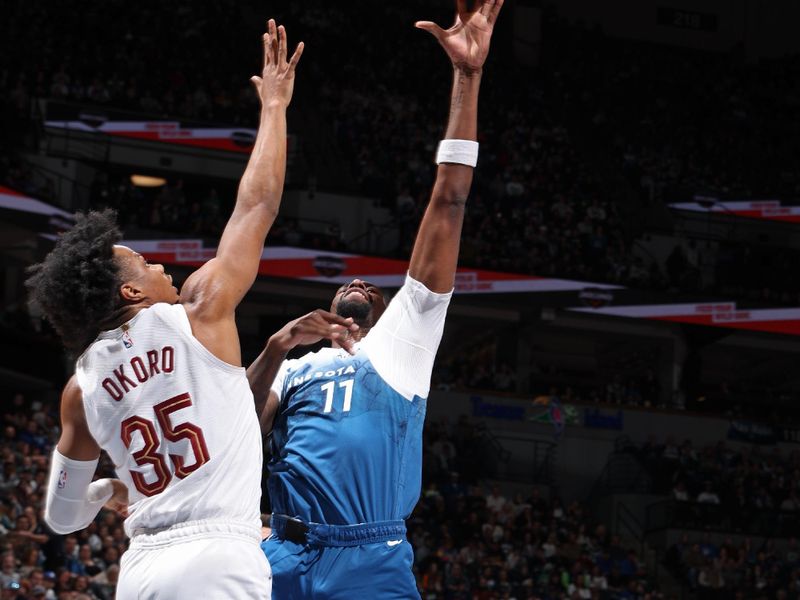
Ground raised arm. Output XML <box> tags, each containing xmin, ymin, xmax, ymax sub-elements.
<box><xmin>180</xmin><ymin>20</ymin><xmax>304</xmax><ymax>364</ymax></box>
<box><xmin>409</xmin><ymin>0</ymin><xmax>502</xmax><ymax>292</ymax></box>
<box><xmin>248</xmin><ymin>310</ymin><xmax>358</xmax><ymax>432</ymax></box>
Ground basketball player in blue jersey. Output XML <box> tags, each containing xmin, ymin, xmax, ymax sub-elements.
<box><xmin>245</xmin><ymin>1</ymin><xmax>504</xmax><ymax>597</ymax></box>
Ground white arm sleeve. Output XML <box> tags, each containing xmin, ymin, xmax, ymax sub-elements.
<box><xmin>361</xmin><ymin>274</ymin><xmax>453</xmax><ymax>400</ymax></box>
<box><xmin>44</xmin><ymin>449</ymin><xmax>114</xmax><ymax>535</ymax></box>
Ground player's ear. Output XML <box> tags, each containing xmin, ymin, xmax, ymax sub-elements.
<box><xmin>119</xmin><ymin>281</ymin><xmax>144</xmax><ymax>303</ymax></box>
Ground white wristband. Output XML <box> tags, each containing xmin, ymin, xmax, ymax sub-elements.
<box><xmin>435</xmin><ymin>139</ymin><xmax>479</xmax><ymax>167</ymax></box>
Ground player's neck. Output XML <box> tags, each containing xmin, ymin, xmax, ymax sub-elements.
<box><xmin>98</xmin><ymin>302</ymin><xmax>151</xmax><ymax>332</ymax></box>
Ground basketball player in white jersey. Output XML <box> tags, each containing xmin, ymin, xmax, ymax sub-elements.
<box><xmin>25</xmin><ymin>20</ymin><xmax>305</xmax><ymax>600</ymax></box>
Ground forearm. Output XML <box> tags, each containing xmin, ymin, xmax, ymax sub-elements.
<box><xmin>44</xmin><ymin>450</ymin><xmax>113</xmax><ymax>534</ymax></box>
<box><xmin>247</xmin><ymin>336</ymin><xmax>288</xmax><ymax>421</ymax></box>
<box><xmin>436</xmin><ymin>68</ymin><xmax>481</xmax><ymax>199</ymax></box>
<box><xmin>408</xmin><ymin>68</ymin><xmax>482</xmax><ymax>291</ymax></box>
<box><xmin>210</xmin><ymin>103</ymin><xmax>289</xmax><ymax>296</ymax></box>
<box><xmin>444</xmin><ymin>68</ymin><xmax>481</xmax><ymax>142</ymax></box>
<box><xmin>231</xmin><ymin>103</ymin><xmax>288</xmax><ymax>224</ymax></box>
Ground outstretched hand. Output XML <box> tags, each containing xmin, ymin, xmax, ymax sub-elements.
<box><xmin>270</xmin><ymin>310</ymin><xmax>360</xmax><ymax>355</ymax></box>
<box><xmin>251</xmin><ymin>19</ymin><xmax>304</xmax><ymax>108</ymax></box>
<box><xmin>416</xmin><ymin>0</ymin><xmax>503</xmax><ymax>74</ymax></box>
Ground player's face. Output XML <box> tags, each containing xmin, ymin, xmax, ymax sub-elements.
<box><xmin>331</xmin><ymin>279</ymin><xmax>387</xmax><ymax>327</ymax></box>
<box><xmin>113</xmin><ymin>245</ymin><xmax>179</xmax><ymax>305</ymax></box>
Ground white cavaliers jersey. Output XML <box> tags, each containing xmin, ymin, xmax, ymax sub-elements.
<box><xmin>75</xmin><ymin>303</ymin><xmax>262</xmax><ymax>539</ymax></box>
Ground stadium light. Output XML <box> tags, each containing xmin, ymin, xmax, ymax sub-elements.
<box><xmin>130</xmin><ymin>174</ymin><xmax>167</xmax><ymax>188</ymax></box>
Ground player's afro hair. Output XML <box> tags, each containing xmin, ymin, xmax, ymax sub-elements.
<box><xmin>25</xmin><ymin>209</ymin><xmax>123</xmax><ymax>354</ymax></box>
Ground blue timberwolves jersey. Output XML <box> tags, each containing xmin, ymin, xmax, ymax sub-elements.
<box><xmin>268</xmin><ymin>275</ymin><xmax>452</xmax><ymax>525</ymax></box>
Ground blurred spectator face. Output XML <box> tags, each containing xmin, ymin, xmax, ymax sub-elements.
<box><xmin>63</xmin><ymin>537</ymin><xmax>77</xmax><ymax>555</ymax></box>
<box><xmin>15</xmin><ymin>516</ymin><xmax>30</xmax><ymax>531</ymax></box>
<box><xmin>1</xmin><ymin>554</ymin><xmax>15</xmax><ymax>573</ymax></box>
<box><xmin>78</xmin><ymin>545</ymin><xmax>91</xmax><ymax>562</ymax></box>
<box><xmin>103</xmin><ymin>546</ymin><xmax>119</xmax><ymax>565</ymax></box>
<box><xmin>106</xmin><ymin>565</ymin><xmax>120</xmax><ymax>584</ymax></box>
<box><xmin>57</xmin><ymin>570</ymin><xmax>71</xmax><ymax>588</ymax></box>
<box><xmin>74</xmin><ymin>576</ymin><xmax>89</xmax><ymax>592</ymax></box>
<box><xmin>29</xmin><ymin>570</ymin><xmax>44</xmax><ymax>587</ymax></box>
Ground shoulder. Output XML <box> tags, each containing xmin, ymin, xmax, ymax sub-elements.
<box><xmin>63</xmin><ymin>375</ymin><xmax>83</xmax><ymax>405</ymax></box>
<box><xmin>149</xmin><ymin>301</ymin><xmax>186</xmax><ymax>320</ymax></box>
<box><xmin>396</xmin><ymin>274</ymin><xmax>453</xmax><ymax>311</ymax></box>
<box><xmin>60</xmin><ymin>375</ymin><xmax>86</xmax><ymax>422</ymax></box>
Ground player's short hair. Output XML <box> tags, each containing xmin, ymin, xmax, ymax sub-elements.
<box><xmin>25</xmin><ymin>209</ymin><xmax>123</xmax><ymax>354</ymax></box>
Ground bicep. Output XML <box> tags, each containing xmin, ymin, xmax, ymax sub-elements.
<box><xmin>180</xmin><ymin>205</ymin><xmax>275</xmax><ymax>318</ymax></box>
<box><xmin>58</xmin><ymin>377</ymin><xmax>101</xmax><ymax>461</ymax></box>
<box><xmin>179</xmin><ymin>256</ymin><xmax>245</xmax><ymax>322</ymax></box>
<box><xmin>363</xmin><ymin>277</ymin><xmax>452</xmax><ymax>399</ymax></box>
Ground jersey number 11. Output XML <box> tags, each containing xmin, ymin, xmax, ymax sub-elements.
<box><xmin>321</xmin><ymin>379</ymin><xmax>354</xmax><ymax>414</ymax></box>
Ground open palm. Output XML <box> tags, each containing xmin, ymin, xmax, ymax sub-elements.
<box><xmin>416</xmin><ymin>0</ymin><xmax>504</xmax><ymax>73</ymax></box>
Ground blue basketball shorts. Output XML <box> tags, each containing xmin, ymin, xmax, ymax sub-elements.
<box><xmin>261</xmin><ymin>535</ymin><xmax>418</xmax><ymax>599</ymax></box>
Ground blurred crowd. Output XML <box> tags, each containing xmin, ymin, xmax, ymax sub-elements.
<box><xmin>546</xmin><ymin>20</ymin><xmax>800</xmax><ymax>203</ymax></box>
<box><xmin>634</xmin><ymin>436</ymin><xmax>800</xmax><ymax>536</ymax></box>
<box><xmin>0</xmin><ymin>392</ymin><xmax>126</xmax><ymax>600</ymax></box>
<box><xmin>664</xmin><ymin>534</ymin><xmax>800</xmax><ymax>599</ymax></box>
<box><xmin>1</xmin><ymin>388</ymin><xmax>670</xmax><ymax>600</ymax></box>
<box><xmin>3</xmin><ymin>1</ymin><xmax>800</xmax><ymax>304</ymax></box>
<box><xmin>414</xmin><ymin>418</ymin><xmax>664</xmax><ymax>599</ymax></box>
<box><xmin>431</xmin><ymin>329</ymin><xmax>664</xmax><ymax>411</ymax></box>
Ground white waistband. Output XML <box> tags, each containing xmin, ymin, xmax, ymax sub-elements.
<box><xmin>129</xmin><ymin>518</ymin><xmax>261</xmax><ymax>548</ymax></box>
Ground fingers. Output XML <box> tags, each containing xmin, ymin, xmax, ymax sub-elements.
<box><xmin>261</xmin><ymin>32</ymin><xmax>271</xmax><ymax>68</ymax></box>
<box><xmin>288</xmin><ymin>41</ymin><xmax>305</xmax><ymax>71</ymax></box>
<box><xmin>268</xmin><ymin>19</ymin><xmax>278</xmax><ymax>66</ymax></box>
<box><xmin>263</xmin><ymin>19</ymin><xmax>301</xmax><ymax>70</ymax></box>
<box><xmin>250</xmin><ymin>75</ymin><xmax>262</xmax><ymax>93</ymax></box>
<box><xmin>486</xmin><ymin>0</ymin><xmax>504</xmax><ymax>25</ymax></box>
<box><xmin>415</xmin><ymin>21</ymin><xmax>446</xmax><ymax>42</ymax></box>
<box><xmin>278</xmin><ymin>24</ymin><xmax>287</xmax><ymax>65</ymax></box>
<box><xmin>323</xmin><ymin>322</ymin><xmax>357</xmax><ymax>355</ymax></box>
<box><xmin>338</xmin><ymin>337</ymin><xmax>356</xmax><ymax>355</ymax></box>
<box><xmin>307</xmin><ymin>311</ymin><xmax>359</xmax><ymax>354</ymax></box>
<box><xmin>313</xmin><ymin>309</ymin><xmax>348</xmax><ymax>324</ymax></box>
<box><xmin>456</xmin><ymin>0</ymin><xmax>469</xmax><ymax>19</ymax></box>
<box><xmin>478</xmin><ymin>0</ymin><xmax>494</xmax><ymax>18</ymax></box>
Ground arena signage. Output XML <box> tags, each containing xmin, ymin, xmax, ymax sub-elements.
<box><xmin>569</xmin><ymin>302</ymin><xmax>800</xmax><ymax>336</ymax></box>
<box><xmin>0</xmin><ymin>185</ymin><xmax>74</xmax><ymax>233</ymax></box>
<box><xmin>583</xmin><ymin>408</ymin><xmax>624</xmax><ymax>430</ymax></box>
<box><xmin>123</xmin><ymin>239</ymin><xmax>623</xmax><ymax>295</ymax></box>
<box><xmin>469</xmin><ymin>397</ymin><xmax>525</xmax><ymax>421</ymax></box>
<box><xmin>44</xmin><ymin>101</ymin><xmax>266</xmax><ymax>154</ymax></box>
<box><xmin>669</xmin><ymin>198</ymin><xmax>800</xmax><ymax>223</ymax></box>
<box><xmin>727</xmin><ymin>420</ymin><xmax>777</xmax><ymax>445</ymax></box>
